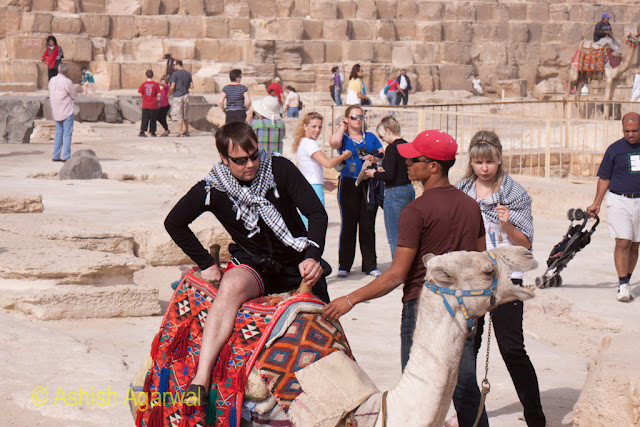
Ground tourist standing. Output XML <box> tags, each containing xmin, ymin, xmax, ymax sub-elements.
<box><xmin>293</xmin><ymin>112</ymin><xmax>352</xmax><ymax>228</ymax></box>
<box><xmin>138</xmin><ymin>69</ymin><xmax>160</xmax><ymax>137</ymax></box>
<box><xmin>157</xmin><ymin>75</ymin><xmax>171</xmax><ymax>137</ymax></box>
<box><xmin>365</xmin><ymin>116</ymin><xmax>414</xmax><ymax>257</ymax></box>
<box><xmin>323</xmin><ymin>130</ymin><xmax>489</xmax><ymax>427</ymax></box>
<box><xmin>221</xmin><ymin>69</ymin><xmax>251</xmax><ymax>124</ymax></box>
<box><xmin>331</xmin><ymin>66</ymin><xmax>343</xmax><ymax>105</ymax></box>
<box><xmin>456</xmin><ymin>130</ymin><xmax>546</xmax><ymax>427</ymax></box>
<box><xmin>267</xmin><ymin>77</ymin><xmax>284</xmax><ymax>107</ymax></box>
<box><xmin>329</xmin><ymin>105</ymin><xmax>383</xmax><ymax>278</ymax></box>
<box><xmin>381</xmin><ymin>77</ymin><xmax>399</xmax><ymax>105</ymax></box>
<box><xmin>250</xmin><ymin>96</ymin><xmax>285</xmax><ymax>153</ymax></box>
<box><xmin>169</xmin><ymin>60</ymin><xmax>193</xmax><ymax>137</ymax></box>
<box><xmin>631</xmin><ymin>68</ymin><xmax>640</xmax><ymax>102</ymax></box>
<box><xmin>81</xmin><ymin>66</ymin><xmax>94</xmax><ymax>95</ymax></box>
<box><xmin>395</xmin><ymin>69</ymin><xmax>412</xmax><ymax>105</ymax></box>
<box><xmin>283</xmin><ymin>86</ymin><xmax>300</xmax><ymax>118</ymax></box>
<box><xmin>472</xmin><ymin>75</ymin><xmax>483</xmax><ymax>96</ymax></box>
<box><xmin>41</xmin><ymin>36</ymin><xmax>63</xmax><ymax>81</ymax></box>
<box><xmin>587</xmin><ymin>112</ymin><xmax>640</xmax><ymax>302</ymax></box>
<box><xmin>346</xmin><ymin>64</ymin><xmax>368</xmax><ymax>105</ymax></box>
<box><xmin>49</xmin><ymin>63</ymin><xmax>77</xmax><ymax>162</ymax></box>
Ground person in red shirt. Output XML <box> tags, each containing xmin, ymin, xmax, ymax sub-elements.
<box><xmin>267</xmin><ymin>77</ymin><xmax>284</xmax><ymax>106</ymax></box>
<box><xmin>138</xmin><ymin>69</ymin><xmax>161</xmax><ymax>137</ymax></box>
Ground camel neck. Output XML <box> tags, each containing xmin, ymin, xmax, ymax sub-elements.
<box><xmin>383</xmin><ymin>293</ymin><xmax>469</xmax><ymax>426</ymax></box>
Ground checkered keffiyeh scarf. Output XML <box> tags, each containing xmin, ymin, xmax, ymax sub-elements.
<box><xmin>457</xmin><ymin>172</ymin><xmax>534</xmax><ymax>243</ymax></box>
<box><xmin>203</xmin><ymin>150</ymin><xmax>318</xmax><ymax>253</ymax></box>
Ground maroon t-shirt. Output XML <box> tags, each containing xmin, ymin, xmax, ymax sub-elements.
<box><xmin>397</xmin><ymin>185</ymin><xmax>485</xmax><ymax>302</ymax></box>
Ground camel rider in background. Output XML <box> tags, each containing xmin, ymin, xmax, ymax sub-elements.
<box><xmin>594</xmin><ymin>12</ymin><xmax>621</xmax><ymax>56</ymax></box>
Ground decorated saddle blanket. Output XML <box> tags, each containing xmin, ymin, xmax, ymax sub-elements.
<box><xmin>570</xmin><ymin>41</ymin><xmax>619</xmax><ymax>75</ymax></box>
<box><xmin>134</xmin><ymin>269</ymin><xmax>353</xmax><ymax>427</ymax></box>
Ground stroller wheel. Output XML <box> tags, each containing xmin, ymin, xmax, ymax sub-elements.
<box><xmin>567</xmin><ymin>209</ymin><xmax>575</xmax><ymax>221</ymax></box>
<box><xmin>550</xmin><ymin>275</ymin><xmax>563</xmax><ymax>287</ymax></box>
<box><xmin>574</xmin><ymin>209</ymin><xmax>585</xmax><ymax>221</ymax></box>
<box><xmin>535</xmin><ymin>277</ymin><xmax>545</xmax><ymax>288</ymax></box>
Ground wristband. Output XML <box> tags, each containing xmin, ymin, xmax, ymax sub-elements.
<box><xmin>346</xmin><ymin>295</ymin><xmax>354</xmax><ymax>308</ymax></box>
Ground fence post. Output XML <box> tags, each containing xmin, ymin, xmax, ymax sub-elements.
<box><xmin>419</xmin><ymin>110</ymin><xmax>425</xmax><ymax>132</ymax></box>
<box><xmin>545</xmin><ymin>119</ymin><xmax>551</xmax><ymax>179</ymax></box>
<box><xmin>564</xmin><ymin>100</ymin><xmax>571</xmax><ymax>148</ymax></box>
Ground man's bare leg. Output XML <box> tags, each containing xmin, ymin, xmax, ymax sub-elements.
<box><xmin>178</xmin><ymin>120</ymin><xmax>184</xmax><ymax>135</ymax></box>
<box><xmin>189</xmin><ymin>267</ymin><xmax>261</xmax><ymax>390</ymax></box>
<box><xmin>184</xmin><ymin>119</ymin><xmax>189</xmax><ymax>135</ymax></box>
<box><xmin>629</xmin><ymin>242</ymin><xmax>639</xmax><ymax>277</ymax></box>
<box><xmin>614</xmin><ymin>238</ymin><xmax>632</xmax><ymax>277</ymax></box>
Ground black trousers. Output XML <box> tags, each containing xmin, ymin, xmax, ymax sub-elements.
<box><xmin>475</xmin><ymin>300</ymin><xmax>546</xmax><ymax>427</ymax></box>
<box><xmin>225</xmin><ymin>110</ymin><xmax>246</xmax><ymax>124</ymax></box>
<box><xmin>337</xmin><ymin>176</ymin><xmax>377</xmax><ymax>273</ymax></box>
<box><xmin>395</xmin><ymin>90</ymin><xmax>409</xmax><ymax>105</ymax></box>
<box><xmin>141</xmin><ymin>108</ymin><xmax>158</xmax><ymax>133</ymax></box>
<box><xmin>157</xmin><ymin>105</ymin><xmax>170</xmax><ymax>131</ymax></box>
<box><xmin>48</xmin><ymin>68</ymin><xmax>58</xmax><ymax>81</ymax></box>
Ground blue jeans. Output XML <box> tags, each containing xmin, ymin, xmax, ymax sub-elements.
<box><xmin>401</xmin><ymin>299</ymin><xmax>488</xmax><ymax>427</ymax></box>
<box><xmin>287</xmin><ymin>107</ymin><xmax>299</xmax><ymax>118</ymax></box>
<box><xmin>386</xmin><ymin>91</ymin><xmax>397</xmax><ymax>105</ymax></box>
<box><xmin>383</xmin><ymin>184</ymin><xmax>415</xmax><ymax>257</ymax></box>
<box><xmin>53</xmin><ymin>115</ymin><xmax>74</xmax><ymax>160</ymax></box>
<box><xmin>301</xmin><ymin>184</ymin><xmax>325</xmax><ymax>229</ymax></box>
<box><xmin>334</xmin><ymin>86</ymin><xmax>342</xmax><ymax>105</ymax></box>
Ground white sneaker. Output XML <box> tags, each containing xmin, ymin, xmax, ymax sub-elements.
<box><xmin>368</xmin><ymin>269</ymin><xmax>382</xmax><ymax>277</ymax></box>
<box><xmin>617</xmin><ymin>284</ymin><xmax>632</xmax><ymax>302</ymax></box>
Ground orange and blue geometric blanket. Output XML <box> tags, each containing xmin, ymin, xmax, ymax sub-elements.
<box><xmin>135</xmin><ymin>269</ymin><xmax>352</xmax><ymax>427</ymax></box>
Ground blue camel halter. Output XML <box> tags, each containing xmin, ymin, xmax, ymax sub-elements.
<box><xmin>424</xmin><ymin>250</ymin><xmax>498</xmax><ymax>335</ymax></box>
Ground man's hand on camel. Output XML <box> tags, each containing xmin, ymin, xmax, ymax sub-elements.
<box><xmin>322</xmin><ymin>296</ymin><xmax>352</xmax><ymax>322</ymax></box>
<box><xmin>298</xmin><ymin>258</ymin><xmax>323</xmax><ymax>286</ymax></box>
<box><xmin>200</xmin><ymin>264</ymin><xmax>222</xmax><ymax>282</ymax></box>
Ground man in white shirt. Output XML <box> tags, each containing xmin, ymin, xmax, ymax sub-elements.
<box><xmin>395</xmin><ymin>69</ymin><xmax>413</xmax><ymax>105</ymax></box>
<box><xmin>631</xmin><ymin>68</ymin><xmax>640</xmax><ymax>102</ymax></box>
<box><xmin>48</xmin><ymin>63</ymin><xmax>77</xmax><ymax>162</ymax></box>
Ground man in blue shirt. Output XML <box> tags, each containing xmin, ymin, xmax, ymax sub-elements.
<box><xmin>329</xmin><ymin>105</ymin><xmax>383</xmax><ymax>278</ymax></box>
<box><xmin>588</xmin><ymin>112</ymin><xmax>640</xmax><ymax>302</ymax></box>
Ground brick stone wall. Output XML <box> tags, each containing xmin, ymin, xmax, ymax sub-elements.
<box><xmin>1</xmin><ymin>0</ymin><xmax>639</xmax><ymax>95</ymax></box>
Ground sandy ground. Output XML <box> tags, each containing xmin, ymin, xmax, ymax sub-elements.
<box><xmin>0</xmin><ymin>121</ymin><xmax>638</xmax><ymax>427</ymax></box>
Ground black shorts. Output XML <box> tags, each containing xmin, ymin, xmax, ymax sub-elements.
<box><xmin>225</xmin><ymin>246</ymin><xmax>330</xmax><ymax>303</ymax></box>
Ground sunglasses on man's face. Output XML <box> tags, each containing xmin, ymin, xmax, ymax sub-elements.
<box><xmin>228</xmin><ymin>149</ymin><xmax>260</xmax><ymax>166</ymax></box>
<box><xmin>406</xmin><ymin>157</ymin><xmax>433</xmax><ymax>166</ymax></box>
<box><xmin>348</xmin><ymin>115</ymin><xmax>364</xmax><ymax>121</ymax></box>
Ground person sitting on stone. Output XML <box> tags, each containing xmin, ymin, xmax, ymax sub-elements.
<box><xmin>594</xmin><ymin>12</ymin><xmax>621</xmax><ymax>56</ymax></box>
<box><xmin>249</xmin><ymin>96</ymin><xmax>286</xmax><ymax>153</ymax></box>
<box><xmin>164</xmin><ymin>121</ymin><xmax>330</xmax><ymax>406</ymax></box>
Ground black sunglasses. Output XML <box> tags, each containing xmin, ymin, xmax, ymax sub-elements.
<box><xmin>228</xmin><ymin>149</ymin><xmax>260</xmax><ymax>166</ymax></box>
<box><xmin>406</xmin><ymin>157</ymin><xmax>434</xmax><ymax>165</ymax></box>
<box><xmin>348</xmin><ymin>115</ymin><xmax>364</xmax><ymax>120</ymax></box>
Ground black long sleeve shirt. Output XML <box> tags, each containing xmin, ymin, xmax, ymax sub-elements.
<box><xmin>373</xmin><ymin>138</ymin><xmax>411</xmax><ymax>188</ymax></box>
<box><xmin>594</xmin><ymin>20</ymin><xmax>612</xmax><ymax>42</ymax></box>
<box><xmin>164</xmin><ymin>156</ymin><xmax>327</xmax><ymax>270</ymax></box>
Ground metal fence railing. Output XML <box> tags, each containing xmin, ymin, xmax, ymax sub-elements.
<box><xmin>300</xmin><ymin>100</ymin><xmax>637</xmax><ymax>179</ymax></box>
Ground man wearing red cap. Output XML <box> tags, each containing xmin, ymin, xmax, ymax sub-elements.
<box><xmin>324</xmin><ymin>129</ymin><xmax>489</xmax><ymax>427</ymax></box>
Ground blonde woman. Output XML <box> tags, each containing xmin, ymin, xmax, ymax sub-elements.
<box><xmin>456</xmin><ymin>130</ymin><xmax>545</xmax><ymax>427</ymax></box>
<box><xmin>294</xmin><ymin>112</ymin><xmax>351</xmax><ymax>227</ymax></box>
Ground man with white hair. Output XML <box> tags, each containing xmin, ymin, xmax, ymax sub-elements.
<box><xmin>48</xmin><ymin>62</ymin><xmax>77</xmax><ymax>162</ymax></box>
<box><xmin>250</xmin><ymin>96</ymin><xmax>286</xmax><ymax>153</ymax></box>
<box><xmin>267</xmin><ymin>76</ymin><xmax>284</xmax><ymax>106</ymax></box>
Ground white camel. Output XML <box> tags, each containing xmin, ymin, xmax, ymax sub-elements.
<box><xmin>243</xmin><ymin>246</ymin><xmax>538</xmax><ymax>426</ymax></box>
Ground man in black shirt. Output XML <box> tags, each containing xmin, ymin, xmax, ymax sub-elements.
<box><xmin>165</xmin><ymin>121</ymin><xmax>329</xmax><ymax>403</ymax></box>
<box><xmin>594</xmin><ymin>12</ymin><xmax>620</xmax><ymax>55</ymax></box>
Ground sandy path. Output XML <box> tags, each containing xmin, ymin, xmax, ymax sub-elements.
<box><xmin>1</xmin><ymin>123</ymin><xmax>638</xmax><ymax>426</ymax></box>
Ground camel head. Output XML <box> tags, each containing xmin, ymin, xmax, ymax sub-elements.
<box><xmin>422</xmin><ymin>247</ymin><xmax>538</xmax><ymax>321</ymax></box>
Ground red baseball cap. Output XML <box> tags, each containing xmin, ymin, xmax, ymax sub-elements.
<box><xmin>398</xmin><ymin>130</ymin><xmax>458</xmax><ymax>161</ymax></box>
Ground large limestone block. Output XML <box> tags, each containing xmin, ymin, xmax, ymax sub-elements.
<box><xmin>248</xmin><ymin>0</ymin><xmax>274</xmax><ymax>17</ymax></box>
<box><xmin>274</xmin><ymin>41</ymin><xmax>303</xmax><ymax>69</ymax></box>
<box><xmin>0</xmin><ymin>96</ymin><xmax>41</xmax><ymax>144</ymax></box>
<box><xmin>195</xmin><ymin>39</ymin><xmax>219</xmax><ymax>61</ymax></box>
<box><xmin>0</xmin><ymin>247</ymin><xmax>145</xmax><ymax>284</ymax></box>
<box><xmin>377</xmin><ymin>21</ymin><xmax>396</xmax><ymax>41</ymax></box>
<box><xmin>396</xmin><ymin>1</ymin><xmax>416</xmax><ymax>19</ymax></box>
<box><xmin>252</xmin><ymin>40</ymin><xmax>275</xmax><ymax>63</ymax></box>
<box><xmin>81</xmin><ymin>14</ymin><xmax>110</xmax><ymax>37</ymax></box>
<box><xmin>470</xmin><ymin>43</ymin><xmax>507</xmax><ymax>65</ymax></box>
<box><xmin>573</xmin><ymin>334</ymin><xmax>640</xmax><ymax>426</ymax></box>
<box><xmin>81</xmin><ymin>0</ymin><xmax>107</xmax><ymax>13</ymax></box>
<box><xmin>0</xmin><ymin>193</ymin><xmax>44</xmax><ymax>213</ymax></box>
<box><xmin>160</xmin><ymin>0</ymin><xmax>179</xmax><ymax>14</ymax></box>
<box><xmin>343</xmin><ymin>41</ymin><xmax>374</xmax><ymax>62</ymax></box>
<box><xmin>324</xmin><ymin>41</ymin><xmax>342</xmax><ymax>63</ymax></box>
<box><xmin>103</xmin><ymin>99</ymin><xmax>122</xmax><ymax>123</ymax></box>
<box><xmin>533</xmin><ymin>78</ymin><xmax>564</xmax><ymax>100</ymax></box>
<box><xmin>19</xmin><ymin>12</ymin><xmax>53</xmax><ymax>33</ymax></box>
<box><xmin>135</xmin><ymin>16</ymin><xmax>169</xmax><ymax>36</ymax></box>
<box><xmin>0</xmin><ymin>82</ymin><xmax>37</xmax><ymax>92</ymax></box>
<box><xmin>412</xmin><ymin>43</ymin><xmax>438</xmax><ymax>65</ymax></box>
<box><xmin>416</xmin><ymin>22</ymin><xmax>442</xmax><ymax>42</ymax></box>
<box><xmin>217</xmin><ymin>39</ymin><xmax>249</xmax><ymax>62</ymax></box>
<box><xmin>93</xmin><ymin>62</ymin><xmax>121</xmax><ymax>91</ymax></box>
<box><xmin>373</xmin><ymin>42</ymin><xmax>392</xmax><ymax>62</ymax></box>
<box><xmin>377</xmin><ymin>0</ymin><xmax>396</xmax><ymax>19</ymax></box>
<box><xmin>140</xmin><ymin>0</ymin><xmax>161</xmax><ymax>14</ymax></box>
<box><xmin>251</xmin><ymin>18</ymin><xmax>303</xmax><ymax>41</ymax></box>
<box><xmin>1</xmin><ymin>6</ymin><xmax>22</xmax><ymax>39</ymax></box>
<box><xmin>203</xmin><ymin>16</ymin><xmax>229</xmax><ymax>38</ymax></box>
<box><xmin>111</xmin><ymin>16</ymin><xmax>138</xmax><ymax>40</ymax></box>
<box><xmin>310</xmin><ymin>0</ymin><xmax>336</xmax><ymax>19</ymax></box>
<box><xmin>163</xmin><ymin>39</ymin><xmax>196</xmax><ymax>60</ymax></box>
<box><xmin>443</xmin><ymin>21</ymin><xmax>472</xmax><ymax>43</ymax></box>
<box><xmin>323</xmin><ymin>20</ymin><xmax>350</xmax><ymax>41</ymax></box>
<box><xmin>0</xmin><ymin>283</ymin><xmax>161</xmax><ymax>320</ymax></box>
<box><xmin>188</xmin><ymin>101</ymin><xmax>216</xmax><ymax>132</ymax></box>
<box><xmin>73</xmin><ymin>98</ymin><xmax>106</xmax><ymax>122</ymax></box>
<box><xmin>350</xmin><ymin>20</ymin><xmax>375</xmax><ymax>41</ymax></box>
<box><xmin>168</xmin><ymin>15</ymin><xmax>203</xmax><ymax>38</ymax></box>
<box><xmin>301</xmin><ymin>41</ymin><xmax>324</xmax><ymax>64</ymax></box>
<box><xmin>439</xmin><ymin>42</ymin><xmax>471</xmax><ymax>65</ymax></box>
<box><xmin>57</xmin><ymin>0</ymin><xmax>80</xmax><ymax>13</ymax></box>
<box><xmin>0</xmin><ymin>60</ymin><xmax>40</xmax><ymax>86</ymax></box>
<box><xmin>5</xmin><ymin>36</ymin><xmax>45</xmax><ymax>60</ymax></box>
<box><xmin>508</xmin><ymin>22</ymin><xmax>529</xmax><ymax>43</ymax></box>
<box><xmin>275</xmin><ymin>0</ymin><xmax>295</xmax><ymax>17</ymax></box>
<box><xmin>117</xmin><ymin>97</ymin><xmax>142</xmax><ymax>122</ymax></box>
<box><xmin>445</xmin><ymin>2</ymin><xmax>474</xmax><ymax>21</ymax></box>
<box><xmin>356</xmin><ymin>0</ymin><xmax>376</xmax><ymax>19</ymax></box>
<box><xmin>391</xmin><ymin>45</ymin><xmax>414</xmax><ymax>67</ymax></box>
<box><xmin>229</xmin><ymin>17</ymin><xmax>251</xmax><ymax>38</ymax></box>
<box><xmin>120</xmin><ymin>62</ymin><xmax>164</xmax><ymax>89</ymax></box>
<box><xmin>224</xmin><ymin>0</ymin><xmax>250</xmax><ymax>18</ymax></box>
<box><xmin>472</xmin><ymin>22</ymin><xmax>507</xmax><ymax>42</ymax></box>
<box><xmin>495</xmin><ymin>79</ymin><xmax>527</xmax><ymax>98</ymax></box>
<box><xmin>31</xmin><ymin>0</ymin><xmax>56</xmax><ymax>11</ymax></box>
<box><xmin>107</xmin><ymin>0</ymin><xmax>141</xmax><ymax>15</ymax></box>
<box><xmin>438</xmin><ymin>64</ymin><xmax>473</xmax><ymax>90</ymax></box>
<box><xmin>75</xmin><ymin>38</ymin><xmax>93</xmax><ymax>62</ymax></box>
<box><xmin>205</xmin><ymin>0</ymin><xmax>224</xmax><ymax>15</ymax></box>
<box><xmin>336</xmin><ymin>0</ymin><xmax>356</xmax><ymax>19</ymax></box>
<box><xmin>475</xmin><ymin>3</ymin><xmax>495</xmax><ymax>21</ymax></box>
<box><xmin>52</xmin><ymin>15</ymin><xmax>82</xmax><ymax>34</ymax></box>
<box><xmin>179</xmin><ymin>0</ymin><xmax>204</xmax><ymax>15</ymax></box>
<box><xmin>509</xmin><ymin>3</ymin><xmax>526</xmax><ymax>20</ymax></box>
<box><xmin>417</xmin><ymin>1</ymin><xmax>443</xmax><ymax>20</ymax></box>
<box><xmin>526</xmin><ymin>3</ymin><xmax>549</xmax><ymax>22</ymax></box>
<box><xmin>303</xmin><ymin>19</ymin><xmax>322</xmax><ymax>40</ymax></box>
<box><xmin>131</xmin><ymin>38</ymin><xmax>165</xmax><ymax>62</ymax></box>
<box><xmin>394</xmin><ymin>20</ymin><xmax>416</xmax><ymax>41</ymax></box>
<box><xmin>206</xmin><ymin>105</ymin><xmax>226</xmax><ymax>128</ymax></box>
<box><xmin>60</xmin><ymin>149</ymin><xmax>103</xmax><ymax>180</ymax></box>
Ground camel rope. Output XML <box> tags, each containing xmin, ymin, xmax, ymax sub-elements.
<box><xmin>472</xmin><ymin>313</ymin><xmax>493</xmax><ymax>427</ymax></box>
<box><xmin>381</xmin><ymin>390</ymin><xmax>389</xmax><ymax>427</ymax></box>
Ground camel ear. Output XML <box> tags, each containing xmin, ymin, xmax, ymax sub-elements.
<box><xmin>429</xmin><ymin>265</ymin><xmax>457</xmax><ymax>287</ymax></box>
<box><xmin>422</xmin><ymin>253</ymin><xmax>436</xmax><ymax>268</ymax></box>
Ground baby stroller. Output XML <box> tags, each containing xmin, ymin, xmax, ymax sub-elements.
<box><xmin>535</xmin><ymin>208</ymin><xmax>599</xmax><ymax>288</ymax></box>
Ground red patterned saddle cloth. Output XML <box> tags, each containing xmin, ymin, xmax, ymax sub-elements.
<box><xmin>135</xmin><ymin>269</ymin><xmax>352</xmax><ymax>427</ymax></box>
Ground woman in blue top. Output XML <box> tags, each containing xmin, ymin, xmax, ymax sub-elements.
<box><xmin>329</xmin><ymin>105</ymin><xmax>383</xmax><ymax>278</ymax></box>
